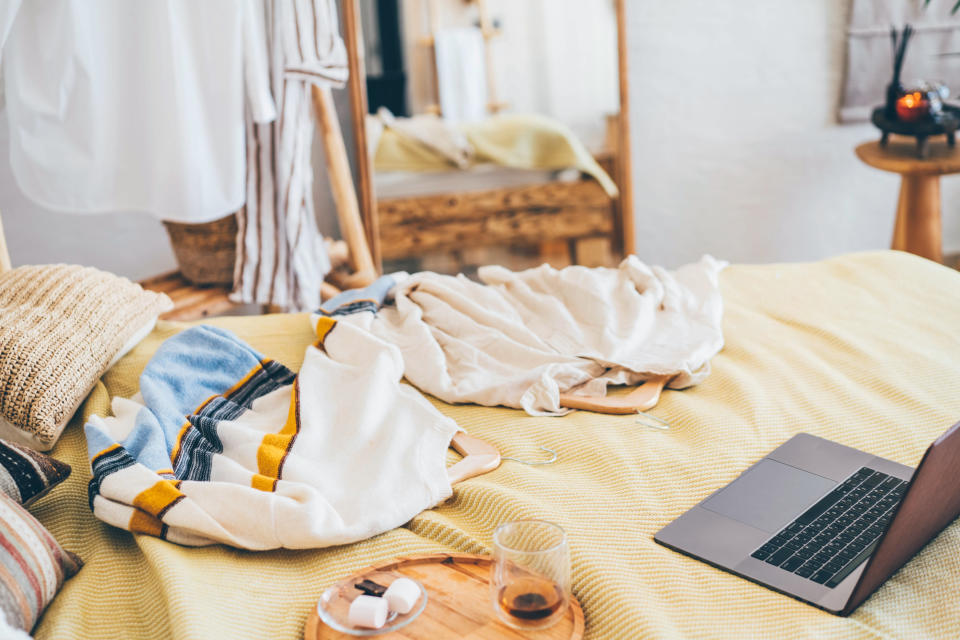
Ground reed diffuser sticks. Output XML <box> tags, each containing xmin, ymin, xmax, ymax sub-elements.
<box><xmin>886</xmin><ymin>24</ymin><xmax>914</xmax><ymax>118</ymax></box>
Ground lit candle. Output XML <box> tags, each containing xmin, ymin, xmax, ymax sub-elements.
<box><xmin>896</xmin><ymin>91</ymin><xmax>929</xmax><ymax>122</ymax></box>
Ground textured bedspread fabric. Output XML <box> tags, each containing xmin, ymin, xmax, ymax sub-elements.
<box><xmin>28</xmin><ymin>251</ymin><xmax>960</xmax><ymax>639</ymax></box>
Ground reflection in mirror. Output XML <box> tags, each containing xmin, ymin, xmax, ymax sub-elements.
<box><xmin>355</xmin><ymin>0</ymin><xmax>629</xmax><ymax>278</ymax></box>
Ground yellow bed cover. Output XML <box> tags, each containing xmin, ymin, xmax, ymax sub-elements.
<box><xmin>32</xmin><ymin>251</ymin><xmax>960</xmax><ymax>639</ymax></box>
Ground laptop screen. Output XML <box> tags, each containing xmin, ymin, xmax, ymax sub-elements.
<box><xmin>844</xmin><ymin>420</ymin><xmax>960</xmax><ymax>614</ymax></box>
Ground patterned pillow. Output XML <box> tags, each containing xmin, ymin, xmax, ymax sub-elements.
<box><xmin>0</xmin><ymin>440</ymin><xmax>70</xmax><ymax>506</ymax></box>
<box><xmin>0</xmin><ymin>491</ymin><xmax>81</xmax><ymax>632</ymax></box>
<box><xmin>0</xmin><ymin>264</ymin><xmax>172</xmax><ymax>449</ymax></box>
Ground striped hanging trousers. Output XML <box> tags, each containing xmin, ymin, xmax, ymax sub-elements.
<box><xmin>232</xmin><ymin>0</ymin><xmax>348</xmax><ymax>311</ymax></box>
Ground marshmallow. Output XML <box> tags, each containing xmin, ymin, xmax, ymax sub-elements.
<box><xmin>348</xmin><ymin>595</ymin><xmax>388</xmax><ymax>629</ymax></box>
<box><xmin>384</xmin><ymin>578</ymin><xmax>420</xmax><ymax>615</ymax></box>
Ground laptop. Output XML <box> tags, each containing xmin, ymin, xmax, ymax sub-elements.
<box><xmin>654</xmin><ymin>421</ymin><xmax>960</xmax><ymax>615</ymax></box>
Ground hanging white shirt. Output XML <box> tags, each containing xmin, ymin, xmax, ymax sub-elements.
<box><xmin>0</xmin><ymin>0</ymin><xmax>276</xmax><ymax>222</ymax></box>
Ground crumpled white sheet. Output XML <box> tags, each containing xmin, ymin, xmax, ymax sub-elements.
<box><xmin>371</xmin><ymin>255</ymin><xmax>727</xmax><ymax>416</ymax></box>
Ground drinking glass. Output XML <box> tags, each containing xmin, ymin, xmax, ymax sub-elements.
<box><xmin>490</xmin><ymin>519</ymin><xmax>570</xmax><ymax>631</ymax></box>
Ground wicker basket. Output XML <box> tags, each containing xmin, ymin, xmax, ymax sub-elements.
<box><xmin>162</xmin><ymin>214</ymin><xmax>238</xmax><ymax>286</ymax></box>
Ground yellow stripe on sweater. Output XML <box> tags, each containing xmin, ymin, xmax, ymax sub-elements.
<box><xmin>251</xmin><ymin>381</ymin><xmax>301</xmax><ymax>492</ymax></box>
<box><xmin>314</xmin><ymin>316</ymin><xmax>337</xmax><ymax>348</ymax></box>
<box><xmin>129</xmin><ymin>510</ymin><xmax>165</xmax><ymax>538</ymax></box>
<box><xmin>132</xmin><ymin>481</ymin><xmax>185</xmax><ymax>519</ymax></box>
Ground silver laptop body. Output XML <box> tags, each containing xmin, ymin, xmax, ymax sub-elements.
<box><xmin>654</xmin><ymin>426</ymin><xmax>960</xmax><ymax>615</ymax></box>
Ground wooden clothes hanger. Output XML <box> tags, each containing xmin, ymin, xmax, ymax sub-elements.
<box><xmin>558</xmin><ymin>373</ymin><xmax>672</xmax><ymax>415</ymax></box>
<box><xmin>447</xmin><ymin>432</ymin><xmax>501</xmax><ymax>485</ymax></box>
<box><xmin>447</xmin><ymin>433</ymin><xmax>567</xmax><ymax>484</ymax></box>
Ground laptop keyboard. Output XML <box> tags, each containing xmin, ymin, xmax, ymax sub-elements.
<box><xmin>750</xmin><ymin>467</ymin><xmax>907</xmax><ymax>588</ymax></box>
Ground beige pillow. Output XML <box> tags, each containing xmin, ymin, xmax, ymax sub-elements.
<box><xmin>0</xmin><ymin>264</ymin><xmax>172</xmax><ymax>449</ymax></box>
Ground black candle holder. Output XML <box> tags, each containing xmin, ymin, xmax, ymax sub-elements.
<box><xmin>871</xmin><ymin>24</ymin><xmax>958</xmax><ymax>158</ymax></box>
<box><xmin>872</xmin><ymin>105</ymin><xmax>960</xmax><ymax>158</ymax></box>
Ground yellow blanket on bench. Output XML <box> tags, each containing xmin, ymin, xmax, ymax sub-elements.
<box><xmin>33</xmin><ymin>251</ymin><xmax>960</xmax><ymax>639</ymax></box>
<box><xmin>373</xmin><ymin>112</ymin><xmax>619</xmax><ymax>197</ymax></box>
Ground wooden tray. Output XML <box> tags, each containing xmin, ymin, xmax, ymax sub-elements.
<box><xmin>303</xmin><ymin>553</ymin><xmax>584</xmax><ymax>639</ymax></box>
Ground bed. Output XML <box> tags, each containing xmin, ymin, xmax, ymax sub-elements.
<box><xmin>31</xmin><ymin>251</ymin><xmax>960</xmax><ymax>639</ymax></box>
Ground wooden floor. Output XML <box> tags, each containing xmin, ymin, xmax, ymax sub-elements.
<box><xmin>140</xmin><ymin>271</ymin><xmax>238</xmax><ymax>322</ymax></box>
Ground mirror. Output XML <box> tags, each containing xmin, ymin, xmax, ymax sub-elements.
<box><xmin>349</xmin><ymin>0</ymin><xmax>633</xmax><ymax>277</ymax></box>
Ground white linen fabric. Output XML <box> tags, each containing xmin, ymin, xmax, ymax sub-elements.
<box><xmin>0</xmin><ymin>0</ymin><xmax>276</xmax><ymax>222</ymax></box>
<box><xmin>231</xmin><ymin>0</ymin><xmax>347</xmax><ymax>311</ymax></box>
<box><xmin>366</xmin><ymin>256</ymin><xmax>727</xmax><ymax>416</ymax></box>
<box><xmin>85</xmin><ymin>320</ymin><xmax>459</xmax><ymax>550</ymax></box>
<box><xmin>434</xmin><ymin>27</ymin><xmax>488</xmax><ymax>123</ymax></box>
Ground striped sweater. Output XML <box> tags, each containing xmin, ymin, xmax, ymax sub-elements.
<box><xmin>84</xmin><ymin>315</ymin><xmax>459</xmax><ymax>550</ymax></box>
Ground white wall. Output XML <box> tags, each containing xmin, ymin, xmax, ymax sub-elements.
<box><xmin>626</xmin><ymin>0</ymin><xmax>960</xmax><ymax>267</ymax></box>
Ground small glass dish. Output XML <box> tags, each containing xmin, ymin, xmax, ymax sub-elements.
<box><xmin>316</xmin><ymin>571</ymin><xmax>427</xmax><ymax>636</ymax></box>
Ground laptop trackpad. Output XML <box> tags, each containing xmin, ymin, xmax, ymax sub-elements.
<box><xmin>702</xmin><ymin>459</ymin><xmax>836</xmax><ymax>533</ymax></box>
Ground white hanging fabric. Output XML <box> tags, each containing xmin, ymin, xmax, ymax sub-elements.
<box><xmin>0</xmin><ymin>0</ymin><xmax>276</xmax><ymax>222</ymax></box>
<box><xmin>434</xmin><ymin>27</ymin><xmax>488</xmax><ymax>123</ymax></box>
<box><xmin>231</xmin><ymin>0</ymin><xmax>348</xmax><ymax>311</ymax></box>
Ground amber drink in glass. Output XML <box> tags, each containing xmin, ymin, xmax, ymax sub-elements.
<box><xmin>490</xmin><ymin>519</ymin><xmax>570</xmax><ymax>631</ymax></box>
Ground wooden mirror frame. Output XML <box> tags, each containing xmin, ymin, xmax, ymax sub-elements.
<box><xmin>341</xmin><ymin>0</ymin><xmax>634</xmax><ymax>269</ymax></box>
<box><xmin>342</xmin><ymin>0</ymin><xmax>382</xmax><ymax>270</ymax></box>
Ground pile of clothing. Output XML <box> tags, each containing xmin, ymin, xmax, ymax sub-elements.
<box><xmin>85</xmin><ymin>256</ymin><xmax>726</xmax><ymax>550</ymax></box>
<box><xmin>332</xmin><ymin>255</ymin><xmax>726</xmax><ymax>415</ymax></box>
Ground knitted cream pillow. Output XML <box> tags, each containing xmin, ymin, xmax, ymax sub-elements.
<box><xmin>0</xmin><ymin>265</ymin><xmax>172</xmax><ymax>449</ymax></box>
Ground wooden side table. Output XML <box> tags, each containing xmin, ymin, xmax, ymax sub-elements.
<box><xmin>856</xmin><ymin>138</ymin><xmax>960</xmax><ymax>263</ymax></box>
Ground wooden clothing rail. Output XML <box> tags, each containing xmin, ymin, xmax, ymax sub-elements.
<box><xmin>341</xmin><ymin>0</ymin><xmax>381</xmax><ymax>270</ymax></box>
<box><xmin>312</xmin><ymin>84</ymin><xmax>376</xmax><ymax>287</ymax></box>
